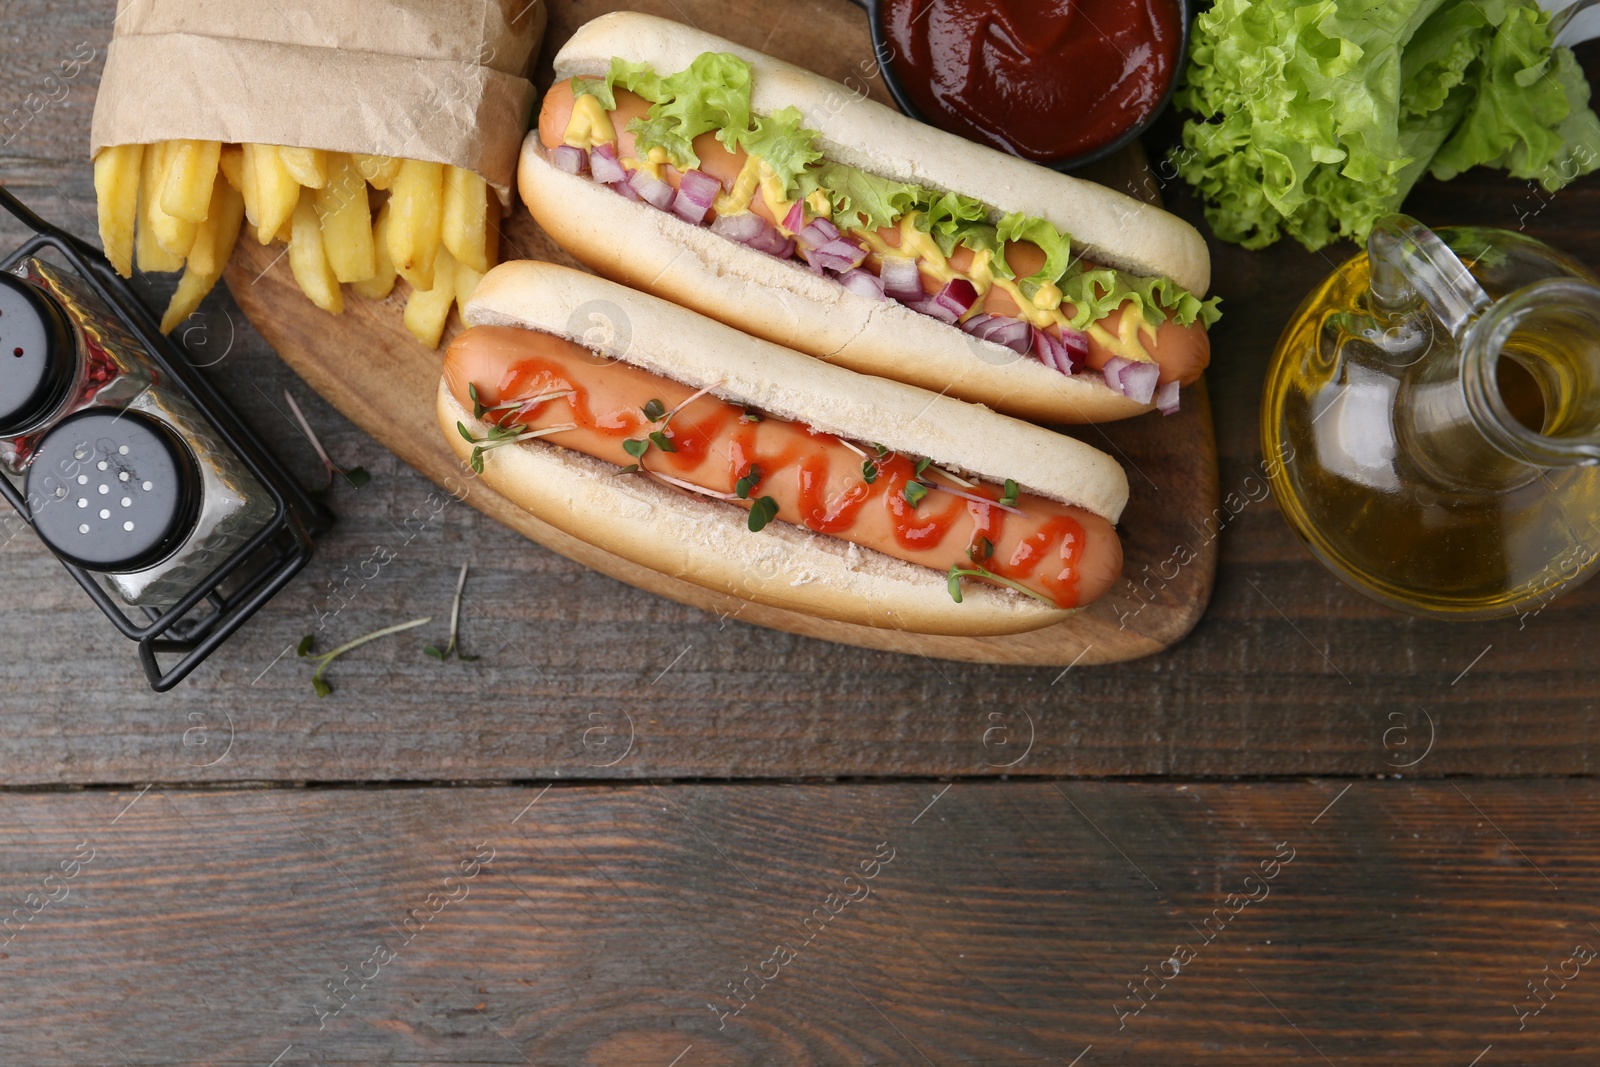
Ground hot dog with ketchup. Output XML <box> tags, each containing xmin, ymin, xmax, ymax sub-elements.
<box><xmin>520</xmin><ymin>13</ymin><xmax>1220</xmax><ymax>425</ymax></box>
<box><xmin>439</xmin><ymin>263</ymin><xmax>1129</xmax><ymax>636</ymax></box>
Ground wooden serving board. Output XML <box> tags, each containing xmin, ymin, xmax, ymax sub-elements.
<box><xmin>224</xmin><ymin>0</ymin><xmax>1219</xmax><ymax>667</ymax></box>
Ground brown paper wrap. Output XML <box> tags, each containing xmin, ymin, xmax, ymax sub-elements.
<box><xmin>90</xmin><ymin>0</ymin><xmax>547</xmax><ymax>206</ymax></box>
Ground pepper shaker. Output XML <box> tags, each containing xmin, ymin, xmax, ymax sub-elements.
<box><xmin>0</xmin><ymin>187</ymin><xmax>330</xmax><ymax>690</ymax></box>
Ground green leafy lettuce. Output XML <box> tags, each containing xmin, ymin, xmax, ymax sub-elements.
<box><xmin>579</xmin><ymin>54</ymin><xmax>1220</xmax><ymax>328</ymax></box>
<box><xmin>1175</xmin><ymin>0</ymin><xmax>1600</xmax><ymax>251</ymax></box>
<box><xmin>737</xmin><ymin>106</ymin><xmax>824</xmax><ymax>195</ymax></box>
<box><xmin>577</xmin><ymin>53</ymin><xmax>753</xmax><ymax>169</ymax></box>
<box><xmin>797</xmin><ymin>162</ymin><xmax>921</xmax><ymax>230</ymax></box>
<box><xmin>995</xmin><ymin>214</ymin><xmax>1077</xmax><ymax>291</ymax></box>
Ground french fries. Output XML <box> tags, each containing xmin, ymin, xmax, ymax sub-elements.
<box><xmin>159</xmin><ymin>139</ymin><xmax>222</xmax><ymax>223</ymax></box>
<box><xmin>289</xmin><ymin>189</ymin><xmax>344</xmax><ymax>315</ymax></box>
<box><xmin>388</xmin><ymin>159</ymin><xmax>445</xmax><ymax>291</ymax></box>
<box><xmin>251</xmin><ymin>145</ymin><xmax>299</xmax><ymax>246</ymax></box>
<box><xmin>279</xmin><ymin>147</ymin><xmax>329</xmax><ymax>189</ymax></box>
<box><xmin>218</xmin><ymin>145</ymin><xmax>244</xmax><ymax>194</ymax></box>
<box><xmin>94</xmin><ymin>143</ymin><xmax>143</xmax><ymax>278</ymax></box>
<box><xmin>134</xmin><ymin>144</ymin><xmax>186</xmax><ymax>274</ymax></box>
<box><xmin>161</xmin><ymin>179</ymin><xmax>246</xmax><ymax>334</ymax></box>
<box><xmin>316</xmin><ymin>154</ymin><xmax>377</xmax><ymax>284</ymax></box>
<box><xmin>352</xmin><ymin>203</ymin><xmax>398</xmax><ymax>301</ymax></box>
<box><xmin>238</xmin><ymin>143</ymin><xmax>261</xmax><ymax>230</ymax></box>
<box><xmin>442</xmin><ymin>165</ymin><xmax>490</xmax><ymax>274</ymax></box>
<box><xmin>454</xmin><ymin>262</ymin><xmax>483</xmax><ymax>321</ymax></box>
<box><xmin>92</xmin><ymin>138</ymin><xmax>498</xmax><ymax>344</ymax></box>
<box><xmin>353</xmin><ymin>154</ymin><xmax>402</xmax><ymax>190</ymax></box>
<box><xmin>147</xmin><ymin>142</ymin><xmax>199</xmax><ymax>259</ymax></box>
<box><xmin>404</xmin><ymin>245</ymin><xmax>457</xmax><ymax>350</ymax></box>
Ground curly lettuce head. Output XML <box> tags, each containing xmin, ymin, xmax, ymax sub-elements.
<box><xmin>1174</xmin><ymin>0</ymin><xmax>1600</xmax><ymax>251</ymax></box>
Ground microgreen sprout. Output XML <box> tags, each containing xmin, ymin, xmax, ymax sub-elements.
<box><xmin>471</xmin><ymin>383</ymin><xmax>574</xmax><ymax>421</ymax></box>
<box><xmin>457</xmin><ymin>421</ymin><xmax>577</xmax><ymax>474</ymax></box>
<box><xmin>297</xmin><ymin>617</ymin><xmax>433</xmax><ymax>697</ymax></box>
<box><xmin>929</xmin><ymin>466</ymin><xmax>975</xmax><ymax>489</ymax></box>
<box><xmin>648</xmin><ymin>430</ymin><xmax>678</xmax><ymax>453</ymax></box>
<box><xmin>425</xmin><ymin>562</ymin><xmax>479</xmax><ymax>663</ymax></box>
<box><xmin>861</xmin><ymin>459</ymin><xmax>879</xmax><ymax>484</ymax></box>
<box><xmin>284</xmin><ymin>389</ymin><xmax>369</xmax><ymax>491</ymax></box>
<box><xmin>649</xmin><ymin>470</ymin><xmax>740</xmax><ymax>501</ymax></box>
<box><xmin>903</xmin><ymin>481</ymin><xmax>929</xmax><ymax>507</ymax></box>
<box><xmin>747</xmin><ymin>496</ymin><xmax>779</xmax><ymax>532</ymax></box>
<box><xmin>644</xmin><ymin>383</ymin><xmax>723</xmax><ymax>429</ymax></box>
<box><xmin>999</xmin><ymin>479</ymin><xmax>1020</xmax><ymax>508</ymax></box>
<box><xmin>946</xmin><ymin>542</ymin><xmax>1058</xmax><ymax>607</ymax></box>
<box><xmin>735</xmin><ymin>464</ymin><xmax>763</xmax><ymax>500</ymax></box>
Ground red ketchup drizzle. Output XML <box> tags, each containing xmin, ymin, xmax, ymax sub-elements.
<box><xmin>489</xmin><ymin>354</ymin><xmax>1087</xmax><ymax>608</ymax></box>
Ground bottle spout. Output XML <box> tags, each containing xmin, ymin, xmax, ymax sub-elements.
<box><xmin>1462</xmin><ymin>278</ymin><xmax>1600</xmax><ymax>467</ymax></box>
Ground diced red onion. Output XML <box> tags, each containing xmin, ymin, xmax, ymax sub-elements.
<box><xmin>755</xmin><ymin>229</ymin><xmax>798</xmax><ymax>259</ymax></box>
<box><xmin>678</xmin><ymin>169</ymin><xmax>721</xmax><ymax>205</ymax></box>
<box><xmin>710</xmin><ymin>212</ymin><xmax>794</xmax><ymax>259</ymax></box>
<box><xmin>1058</xmin><ymin>327</ymin><xmax>1090</xmax><ymax>371</ymax></box>
<box><xmin>628</xmin><ymin>168</ymin><xmax>676</xmax><ymax>211</ymax></box>
<box><xmin>1120</xmin><ymin>361</ymin><xmax>1160</xmax><ymax>405</ymax></box>
<box><xmin>611</xmin><ymin>178</ymin><xmax>643</xmax><ymax>202</ymax></box>
<box><xmin>590</xmin><ymin>142</ymin><xmax>627</xmax><ymax>185</ymax></box>
<box><xmin>907</xmin><ymin>296</ymin><xmax>960</xmax><ymax>325</ymax></box>
<box><xmin>782</xmin><ymin>201</ymin><xmax>805</xmax><ymax>233</ymax></box>
<box><xmin>550</xmin><ymin>146</ymin><xmax>588</xmax><ymax>176</ymax></box>
<box><xmin>934</xmin><ymin>278</ymin><xmax>979</xmax><ymax>319</ymax></box>
<box><xmin>1156</xmin><ymin>379</ymin><xmax>1181</xmax><ymax>415</ymax></box>
<box><xmin>839</xmin><ymin>269</ymin><xmax>886</xmax><ymax>301</ymax></box>
<box><xmin>1101</xmin><ymin>357</ymin><xmax>1131</xmax><ymax>395</ymax></box>
<box><xmin>672</xmin><ymin>169</ymin><xmax>721</xmax><ymax>225</ymax></box>
<box><xmin>960</xmin><ymin>313</ymin><xmax>995</xmax><ymax>336</ymax></box>
<box><xmin>1033</xmin><ymin>327</ymin><xmax>1073</xmax><ymax>376</ymax></box>
<box><xmin>673</xmin><ymin>197</ymin><xmax>709</xmax><ymax>225</ymax></box>
<box><xmin>806</xmin><ymin>238</ymin><xmax>868</xmax><ymax>274</ymax></box>
<box><xmin>1102</xmin><ymin>356</ymin><xmax>1160</xmax><ymax>405</ymax></box>
<box><xmin>711</xmin><ymin>212</ymin><xmax>767</xmax><ymax>243</ymax></box>
<box><xmin>797</xmin><ymin>218</ymin><xmax>842</xmax><ymax>251</ymax></box>
<box><xmin>970</xmin><ymin>316</ymin><xmax>1013</xmax><ymax>342</ymax></box>
<box><xmin>985</xmin><ymin>317</ymin><xmax>1034</xmax><ymax>355</ymax></box>
<box><xmin>880</xmin><ymin>257</ymin><xmax>924</xmax><ymax>303</ymax></box>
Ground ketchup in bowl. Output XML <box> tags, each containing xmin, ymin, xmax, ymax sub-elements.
<box><xmin>878</xmin><ymin>0</ymin><xmax>1185</xmax><ymax>165</ymax></box>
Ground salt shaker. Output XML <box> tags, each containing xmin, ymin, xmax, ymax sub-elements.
<box><xmin>0</xmin><ymin>188</ymin><xmax>329</xmax><ymax>690</ymax></box>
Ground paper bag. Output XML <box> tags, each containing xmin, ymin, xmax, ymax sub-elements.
<box><xmin>90</xmin><ymin>0</ymin><xmax>547</xmax><ymax>206</ymax></box>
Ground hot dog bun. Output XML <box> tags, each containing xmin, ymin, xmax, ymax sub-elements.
<box><xmin>437</xmin><ymin>262</ymin><xmax>1130</xmax><ymax>636</ymax></box>
<box><xmin>521</xmin><ymin>12</ymin><xmax>1212</xmax><ymax>424</ymax></box>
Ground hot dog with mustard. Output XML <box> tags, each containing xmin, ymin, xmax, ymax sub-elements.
<box><xmin>520</xmin><ymin>13</ymin><xmax>1220</xmax><ymax>424</ymax></box>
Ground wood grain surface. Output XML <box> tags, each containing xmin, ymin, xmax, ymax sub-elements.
<box><xmin>0</xmin><ymin>2</ymin><xmax>1595</xmax><ymax>786</ymax></box>
<box><xmin>3</xmin><ymin>781</ymin><xmax>1599</xmax><ymax>1066</ymax></box>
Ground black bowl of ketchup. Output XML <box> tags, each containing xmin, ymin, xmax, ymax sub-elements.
<box><xmin>848</xmin><ymin>0</ymin><xmax>1191</xmax><ymax>171</ymax></box>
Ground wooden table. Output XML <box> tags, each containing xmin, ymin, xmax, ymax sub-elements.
<box><xmin>2</xmin><ymin>3</ymin><xmax>1599</xmax><ymax>1064</ymax></box>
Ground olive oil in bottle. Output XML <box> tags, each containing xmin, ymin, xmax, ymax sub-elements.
<box><xmin>1262</xmin><ymin>216</ymin><xmax>1600</xmax><ymax>620</ymax></box>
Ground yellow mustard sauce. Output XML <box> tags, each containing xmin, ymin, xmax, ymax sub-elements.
<box><xmin>1089</xmin><ymin>309</ymin><xmax>1159</xmax><ymax>361</ymax></box>
<box><xmin>562</xmin><ymin>93</ymin><xmax>617</xmax><ymax>150</ymax></box>
<box><xmin>622</xmin><ymin>147</ymin><xmax>670</xmax><ymax>183</ymax></box>
<box><xmin>712</xmin><ymin>155</ymin><xmax>763</xmax><ymax>217</ymax></box>
<box><xmin>566</xmin><ymin>99</ymin><xmax>1159</xmax><ymax>362</ymax></box>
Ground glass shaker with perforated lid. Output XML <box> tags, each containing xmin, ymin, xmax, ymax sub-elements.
<box><xmin>0</xmin><ymin>187</ymin><xmax>327</xmax><ymax>690</ymax></box>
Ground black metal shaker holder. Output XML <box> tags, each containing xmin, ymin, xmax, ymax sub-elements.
<box><xmin>0</xmin><ymin>186</ymin><xmax>331</xmax><ymax>691</ymax></box>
